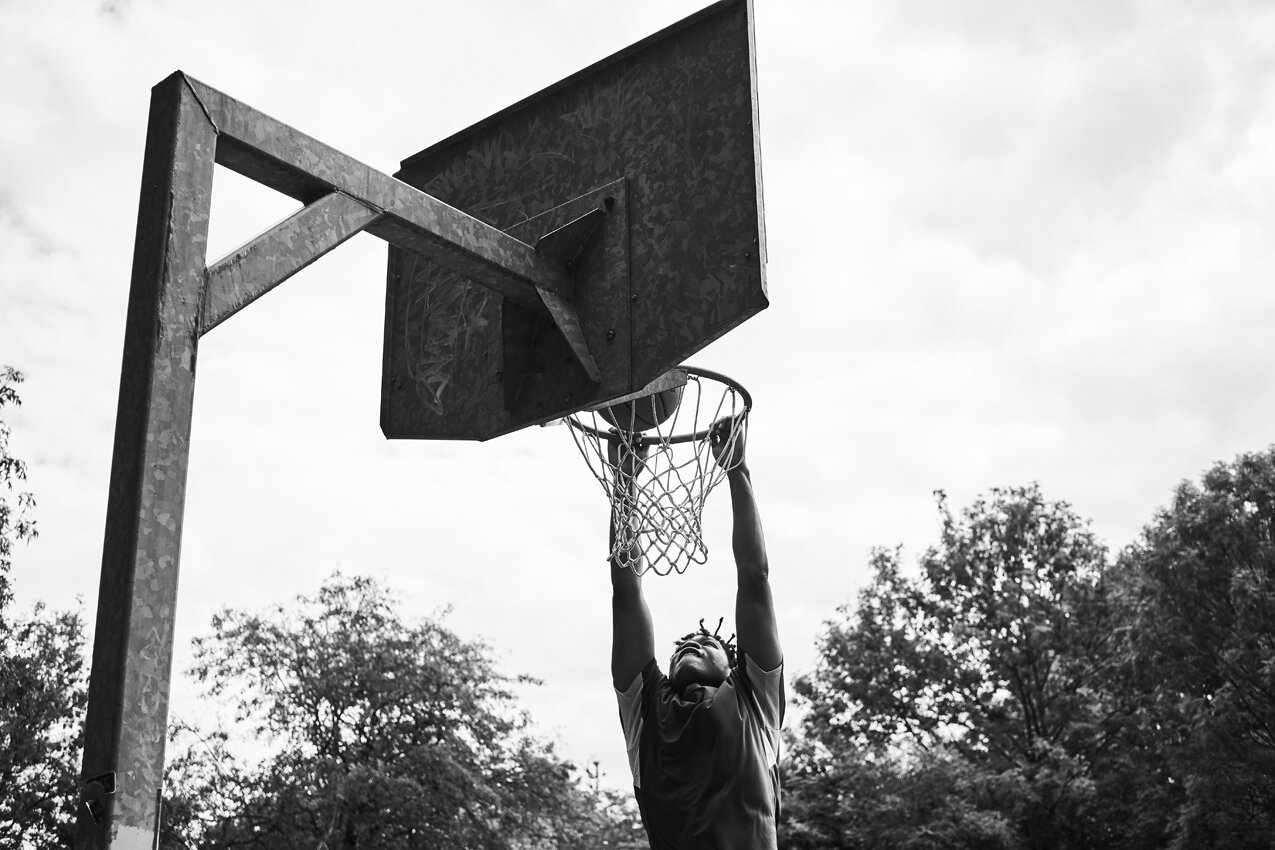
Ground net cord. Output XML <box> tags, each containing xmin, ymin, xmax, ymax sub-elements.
<box><xmin>565</xmin><ymin>371</ymin><xmax>749</xmax><ymax>576</ymax></box>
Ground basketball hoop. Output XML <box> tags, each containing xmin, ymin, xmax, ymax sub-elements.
<box><xmin>565</xmin><ymin>367</ymin><xmax>751</xmax><ymax>576</ymax></box>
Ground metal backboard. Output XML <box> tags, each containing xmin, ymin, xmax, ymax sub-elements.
<box><xmin>382</xmin><ymin>0</ymin><xmax>767</xmax><ymax>440</ymax></box>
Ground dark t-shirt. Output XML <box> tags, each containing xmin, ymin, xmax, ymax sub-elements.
<box><xmin>616</xmin><ymin>654</ymin><xmax>784</xmax><ymax>849</ymax></box>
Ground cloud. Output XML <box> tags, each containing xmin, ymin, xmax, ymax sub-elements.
<box><xmin>7</xmin><ymin>0</ymin><xmax>1275</xmax><ymax>797</ymax></box>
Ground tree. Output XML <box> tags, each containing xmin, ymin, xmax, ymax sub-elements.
<box><xmin>1</xmin><ymin>605</ymin><xmax>88</xmax><ymax>849</ymax></box>
<box><xmin>1116</xmin><ymin>449</ymin><xmax>1275</xmax><ymax>848</ymax></box>
<box><xmin>1</xmin><ymin>365</ymin><xmax>38</xmax><ymax>607</ymax></box>
<box><xmin>788</xmin><ymin>485</ymin><xmax>1135</xmax><ymax>849</ymax></box>
<box><xmin>781</xmin><ymin>730</ymin><xmax>1018</xmax><ymax>850</ymax></box>
<box><xmin>163</xmin><ymin>572</ymin><xmax>611</xmax><ymax>849</ymax></box>
<box><xmin>581</xmin><ymin>786</ymin><xmax>648</xmax><ymax>850</ymax></box>
<box><xmin>0</xmin><ymin>365</ymin><xmax>88</xmax><ymax>849</ymax></box>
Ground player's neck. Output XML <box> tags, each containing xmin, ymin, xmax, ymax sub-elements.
<box><xmin>678</xmin><ymin>683</ymin><xmax>717</xmax><ymax>704</ymax></box>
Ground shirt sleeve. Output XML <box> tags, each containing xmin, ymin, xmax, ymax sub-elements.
<box><xmin>615</xmin><ymin>659</ymin><xmax>660</xmax><ymax>788</ymax></box>
<box><xmin>741</xmin><ymin>653</ymin><xmax>785</xmax><ymax>730</ymax></box>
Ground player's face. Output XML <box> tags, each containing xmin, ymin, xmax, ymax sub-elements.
<box><xmin>669</xmin><ymin>635</ymin><xmax>730</xmax><ymax>690</ymax></box>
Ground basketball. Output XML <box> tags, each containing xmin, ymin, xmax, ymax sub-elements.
<box><xmin>600</xmin><ymin>385</ymin><xmax>685</xmax><ymax>433</ymax></box>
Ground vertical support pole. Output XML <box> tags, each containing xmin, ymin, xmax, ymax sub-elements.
<box><xmin>76</xmin><ymin>73</ymin><xmax>215</xmax><ymax>849</ymax></box>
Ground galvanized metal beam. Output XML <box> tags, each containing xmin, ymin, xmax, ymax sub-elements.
<box><xmin>532</xmin><ymin>208</ymin><xmax>608</xmax><ymax>383</ymax></box>
<box><xmin>78</xmin><ymin>69</ymin><xmax>609</xmax><ymax>849</ymax></box>
<box><xmin>77</xmin><ymin>72</ymin><xmax>215</xmax><ymax>850</ymax></box>
<box><xmin>184</xmin><ymin>75</ymin><xmax>572</xmax><ymax>312</ymax></box>
<box><xmin>202</xmin><ymin>191</ymin><xmax>381</xmax><ymax>334</ymax></box>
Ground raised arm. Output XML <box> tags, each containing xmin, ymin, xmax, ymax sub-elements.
<box><xmin>710</xmin><ymin>419</ymin><xmax>781</xmax><ymax>671</ymax></box>
<box><xmin>609</xmin><ymin>439</ymin><xmax>655</xmax><ymax>689</ymax></box>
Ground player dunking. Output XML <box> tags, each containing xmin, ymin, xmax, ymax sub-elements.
<box><xmin>609</xmin><ymin>418</ymin><xmax>784</xmax><ymax>849</ymax></box>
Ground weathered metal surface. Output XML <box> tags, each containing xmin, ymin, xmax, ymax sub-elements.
<box><xmin>582</xmin><ymin>367</ymin><xmax>690</xmax><ymax>412</ymax></box>
<box><xmin>80</xmin><ymin>3</ymin><xmax>771</xmax><ymax>838</ymax></box>
<box><xmin>382</xmin><ymin>180</ymin><xmax>632</xmax><ymax>438</ymax></box>
<box><xmin>533</xmin><ymin>208</ymin><xmax>608</xmax><ymax>383</ymax></box>
<box><xmin>202</xmin><ymin>191</ymin><xmax>381</xmax><ymax>334</ymax></box>
<box><xmin>184</xmin><ymin>76</ymin><xmax>569</xmax><ymax>311</ymax></box>
<box><xmin>77</xmin><ymin>73</ymin><xmax>216</xmax><ymax>850</ymax></box>
<box><xmin>382</xmin><ymin>0</ymin><xmax>767</xmax><ymax>440</ymax></box>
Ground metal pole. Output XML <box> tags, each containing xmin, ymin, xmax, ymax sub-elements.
<box><xmin>76</xmin><ymin>74</ymin><xmax>215</xmax><ymax>850</ymax></box>
<box><xmin>73</xmin><ymin>69</ymin><xmax>605</xmax><ymax>848</ymax></box>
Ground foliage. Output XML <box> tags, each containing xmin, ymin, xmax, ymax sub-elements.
<box><xmin>1</xmin><ymin>605</ymin><xmax>88</xmax><ymax>849</ymax></box>
<box><xmin>581</xmin><ymin>787</ymin><xmax>648</xmax><ymax>850</ymax></box>
<box><xmin>0</xmin><ymin>365</ymin><xmax>88</xmax><ymax>849</ymax></box>
<box><xmin>787</xmin><ymin>485</ymin><xmax>1132</xmax><ymax>849</ymax></box>
<box><xmin>1116</xmin><ymin>449</ymin><xmax>1275</xmax><ymax>848</ymax></box>
<box><xmin>785</xmin><ymin>462</ymin><xmax>1275</xmax><ymax>849</ymax></box>
<box><xmin>1</xmin><ymin>365</ymin><xmax>39</xmax><ymax>608</ymax></box>
<box><xmin>162</xmin><ymin>573</ymin><xmax>617</xmax><ymax>849</ymax></box>
<box><xmin>781</xmin><ymin>733</ymin><xmax>1017</xmax><ymax>850</ymax></box>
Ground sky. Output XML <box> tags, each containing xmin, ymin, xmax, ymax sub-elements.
<box><xmin>4</xmin><ymin>0</ymin><xmax>1275</xmax><ymax>795</ymax></box>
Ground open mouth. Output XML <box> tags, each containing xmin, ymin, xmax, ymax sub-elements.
<box><xmin>674</xmin><ymin>645</ymin><xmax>702</xmax><ymax>662</ymax></box>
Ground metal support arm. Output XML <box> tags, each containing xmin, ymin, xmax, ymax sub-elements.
<box><xmin>76</xmin><ymin>70</ymin><xmax>603</xmax><ymax>849</ymax></box>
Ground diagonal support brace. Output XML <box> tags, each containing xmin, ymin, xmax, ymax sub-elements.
<box><xmin>532</xmin><ymin>208</ymin><xmax>608</xmax><ymax>383</ymax></box>
<box><xmin>183</xmin><ymin>74</ymin><xmax>573</xmax><ymax>312</ymax></box>
<box><xmin>201</xmin><ymin>191</ymin><xmax>382</xmax><ymax>333</ymax></box>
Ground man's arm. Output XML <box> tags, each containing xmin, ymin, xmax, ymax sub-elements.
<box><xmin>711</xmin><ymin>420</ymin><xmax>781</xmax><ymax>671</ymax></box>
<box><xmin>609</xmin><ymin>440</ymin><xmax>655</xmax><ymax>690</ymax></box>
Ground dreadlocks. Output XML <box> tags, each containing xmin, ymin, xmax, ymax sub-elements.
<box><xmin>674</xmin><ymin>617</ymin><xmax>738</xmax><ymax>669</ymax></box>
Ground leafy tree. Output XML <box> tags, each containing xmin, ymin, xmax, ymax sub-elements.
<box><xmin>1116</xmin><ymin>449</ymin><xmax>1275</xmax><ymax>848</ymax></box>
<box><xmin>1</xmin><ymin>365</ymin><xmax>38</xmax><ymax>607</ymax></box>
<box><xmin>163</xmin><ymin>573</ymin><xmax>613</xmax><ymax>849</ymax></box>
<box><xmin>581</xmin><ymin>786</ymin><xmax>648</xmax><ymax>850</ymax></box>
<box><xmin>1</xmin><ymin>604</ymin><xmax>88</xmax><ymax>849</ymax></box>
<box><xmin>0</xmin><ymin>365</ymin><xmax>88</xmax><ymax>849</ymax></box>
<box><xmin>781</xmin><ymin>731</ymin><xmax>1018</xmax><ymax>850</ymax></box>
<box><xmin>788</xmin><ymin>486</ymin><xmax>1134</xmax><ymax>849</ymax></box>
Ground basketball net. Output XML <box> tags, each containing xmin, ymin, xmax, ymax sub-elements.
<box><xmin>565</xmin><ymin>368</ymin><xmax>750</xmax><ymax>576</ymax></box>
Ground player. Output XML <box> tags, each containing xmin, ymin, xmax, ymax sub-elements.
<box><xmin>609</xmin><ymin>418</ymin><xmax>783</xmax><ymax>849</ymax></box>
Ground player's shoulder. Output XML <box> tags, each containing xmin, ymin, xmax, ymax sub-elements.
<box><xmin>735</xmin><ymin>653</ymin><xmax>785</xmax><ymax>719</ymax></box>
<box><xmin>739</xmin><ymin>652</ymin><xmax>784</xmax><ymax>682</ymax></box>
<box><xmin>640</xmin><ymin>658</ymin><xmax>672</xmax><ymax>696</ymax></box>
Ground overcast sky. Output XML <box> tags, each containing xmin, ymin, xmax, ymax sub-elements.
<box><xmin>4</xmin><ymin>0</ymin><xmax>1275</xmax><ymax>794</ymax></box>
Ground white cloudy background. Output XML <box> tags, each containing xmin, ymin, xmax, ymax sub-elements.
<box><xmin>4</xmin><ymin>0</ymin><xmax>1275</xmax><ymax>793</ymax></box>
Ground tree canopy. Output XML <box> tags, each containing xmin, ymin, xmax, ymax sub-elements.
<box><xmin>784</xmin><ymin>463</ymin><xmax>1275</xmax><ymax>849</ymax></box>
<box><xmin>1</xmin><ymin>365</ymin><xmax>38</xmax><ymax>605</ymax></box>
<box><xmin>786</xmin><ymin>486</ymin><xmax>1124</xmax><ymax>849</ymax></box>
<box><xmin>163</xmin><ymin>572</ymin><xmax>613</xmax><ymax>849</ymax></box>
<box><xmin>0</xmin><ymin>366</ymin><xmax>87</xmax><ymax>850</ymax></box>
<box><xmin>1115</xmin><ymin>449</ymin><xmax>1275</xmax><ymax>848</ymax></box>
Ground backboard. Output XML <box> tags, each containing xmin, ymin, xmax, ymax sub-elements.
<box><xmin>381</xmin><ymin>0</ymin><xmax>768</xmax><ymax>440</ymax></box>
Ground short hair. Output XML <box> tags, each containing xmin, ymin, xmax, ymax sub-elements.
<box><xmin>673</xmin><ymin>617</ymin><xmax>738</xmax><ymax>669</ymax></box>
